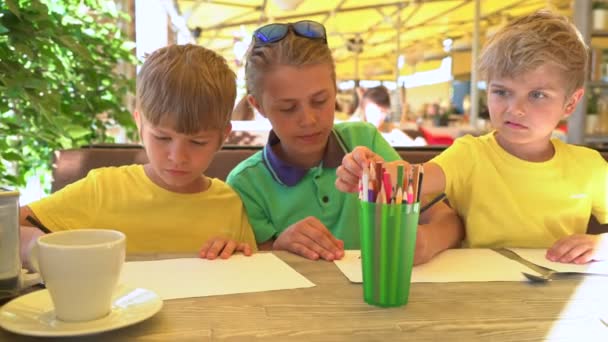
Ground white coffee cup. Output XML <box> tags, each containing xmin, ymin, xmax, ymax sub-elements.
<box><xmin>33</xmin><ymin>229</ymin><xmax>125</xmax><ymax>322</ymax></box>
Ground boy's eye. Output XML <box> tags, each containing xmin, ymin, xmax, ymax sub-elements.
<box><xmin>191</xmin><ymin>140</ymin><xmax>208</xmax><ymax>146</ymax></box>
<box><xmin>279</xmin><ymin>106</ymin><xmax>296</xmax><ymax>113</ymax></box>
<box><xmin>153</xmin><ymin>135</ymin><xmax>170</xmax><ymax>141</ymax></box>
<box><xmin>530</xmin><ymin>91</ymin><xmax>546</xmax><ymax>100</ymax></box>
<box><xmin>312</xmin><ymin>99</ymin><xmax>327</xmax><ymax>106</ymax></box>
<box><xmin>491</xmin><ymin>89</ymin><xmax>508</xmax><ymax>97</ymax></box>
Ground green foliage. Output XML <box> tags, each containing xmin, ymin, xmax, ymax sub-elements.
<box><xmin>0</xmin><ymin>0</ymin><xmax>137</xmax><ymax>189</ymax></box>
<box><xmin>594</xmin><ymin>1</ymin><xmax>608</xmax><ymax>10</ymax></box>
<box><xmin>588</xmin><ymin>89</ymin><xmax>600</xmax><ymax>115</ymax></box>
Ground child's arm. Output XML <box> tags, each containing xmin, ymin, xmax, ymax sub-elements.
<box><xmin>272</xmin><ymin>216</ymin><xmax>344</xmax><ymax>261</ymax></box>
<box><xmin>548</xmin><ymin>152</ymin><xmax>608</xmax><ymax>263</ymax></box>
<box><xmin>546</xmin><ymin>233</ymin><xmax>608</xmax><ymax>264</ymax></box>
<box><xmin>414</xmin><ymin>200</ymin><xmax>464</xmax><ymax>265</ymax></box>
<box><xmin>199</xmin><ymin>237</ymin><xmax>253</xmax><ymax>259</ymax></box>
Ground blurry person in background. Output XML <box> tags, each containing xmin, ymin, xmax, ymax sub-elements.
<box><xmin>360</xmin><ymin>86</ymin><xmax>426</xmax><ymax>146</ymax></box>
<box><xmin>231</xmin><ymin>95</ymin><xmax>255</xmax><ymax>121</ymax></box>
<box><xmin>227</xmin><ymin>95</ymin><xmax>269</xmax><ymax>146</ymax></box>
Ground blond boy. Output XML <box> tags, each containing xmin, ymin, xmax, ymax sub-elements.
<box><xmin>337</xmin><ymin>11</ymin><xmax>608</xmax><ymax>264</ymax></box>
<box><xmin>20</xmin><ymin>44</ymin><xmax>256</xmax><ymax>264</ymax></box>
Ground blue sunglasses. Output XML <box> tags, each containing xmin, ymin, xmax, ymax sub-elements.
<box><xmin>253</xmin><ymin>20</ymin><xmax>327</xmax><ymax>45</ymax></box>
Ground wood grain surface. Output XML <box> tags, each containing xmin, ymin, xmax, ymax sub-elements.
<box><xmin>2</xmin><ymin>251</ymin><xmax>608</xmax><ymax>341</ymax></box>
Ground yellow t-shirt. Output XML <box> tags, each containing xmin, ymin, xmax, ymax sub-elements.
<box><xmin>29</xmin><ymin>165</ymin><xmax>257</xmax><ymax>253</ymax></box>
<box><xmin>431</xmin><ymin>132</ymin><xmax>608</xmax><ymax>248</ymax></box>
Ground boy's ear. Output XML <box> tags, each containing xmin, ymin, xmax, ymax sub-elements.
<box><xmin>563</xmin><ymin>88</ymin><xmax>585</xmax><ymax>117</ymax></box>
<box><xmin>133</xmin><ymin>111</ymin><xmax>145</xmax><ymax>145</ymax></box>
<box><xmin>223</xmin><ymin>122</ymin><xmax>232</xmax><ymax>141</ymax></box>
<box><xmin>247</xmin><ymin>94</ymin><xmax>266</xmax><ymax>118</ymax></box>
<box><xmin>133</xmin><ymin>111</ymin><xmax>141</xmax><ymax>129</ymax></box>
<box><xmin>218</xmin><ymin>122</ymin><xmax>232</xmax><ymax>150</ymax></box>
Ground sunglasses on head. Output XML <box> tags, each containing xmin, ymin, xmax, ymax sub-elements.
<box><xmin>253</xmin><ymin>20</ymin><xmax>327</xmax><ymax>45</ymax></box>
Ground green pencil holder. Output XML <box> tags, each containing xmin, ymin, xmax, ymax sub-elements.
<box><xmin>359</xmin><ymin>201</ymin><xmax>419</xmax><ymax>307</ymax></box>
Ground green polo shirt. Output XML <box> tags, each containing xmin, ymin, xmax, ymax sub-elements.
<box><xmin>226</xmin><ymin>122</ymin><xmax>400</xmax><ymax>248</ymax></box>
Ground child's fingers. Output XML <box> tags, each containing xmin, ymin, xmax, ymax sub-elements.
<box><xmin>199</xmin><ymin>239</ymin><xmax>213</xmax><ymax>258</ymax></box>
<box><xmin>278</xmin><ymin>219</ymin><xmax>339</xmax><ymax>261</ymax></box>
<box><xmin>340</xmin><ymin>157</ymin><xmax>363</xmax><ymax>181</ymax></box>
<box><xmin>219</xmin><ymin>240</ymin><xmax>238</xmax><ymax>259</ymax></box>
<box><xmin>205</xmin><ymin>239</ymin><xmax>228</xmax><ymax>260</ymax></box>
<box><xmin>303</xmin><ymin>217</ymin><xmax>343</xmax><ymax>258</ymax></box>
<box><xmin>237</xmin><ymin>242</ymin><xmax>253</xmax><ymax>256</ymax></box>
<box><xmin>546</xmin><ymin>236</ymin><xmax>575</xmax><ymax>261</ymax></box>
<box><xmin>343</xmin><ymin>147</ymin><xmax>382</xmax><ymax>178</ymax></box>
<box><xmin>557</xmin><ymin>243</ymin><xmax>590</xmax><ymax>263</ymax></box>
<box><xmin>335</xmin><ymin>175</ymin><xmax>358</xmax><ymax>193</ymax></box>
<box><xmin>275</xmin><ymin>218</ymin><xmax>339</xmax><ymax>260</ymax></box>
<box><xmin>352</xmin><ymin>146</ymin><xmax>383</xmax><ymax>168</ymax></box>
<box><xmin>573</xmin><ymin>249</ymin><xmax>594</xmax><ymax>264</ymax></box>
<box><xmin>289</xmin><ymin>242</ymin><xmax>320</xmax><ymax>260</ymax></box>
<box><xmin>298</xmin><ymin>230</ymin><xmax>340</xmax><ymax>261</ymax></box>
<box><xmin>335</xmin><ymin>166</ymin><xmax>360</xmax><ymax>193</ymax></box>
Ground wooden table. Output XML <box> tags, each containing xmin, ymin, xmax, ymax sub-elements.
<box><xmin>2</xmin><ymin>251</ymin><xmax>608</xmax><ymax>341</ymax></box>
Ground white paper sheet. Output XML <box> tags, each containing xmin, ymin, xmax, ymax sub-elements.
<box><xmin>334</xmin><ymin>249</ymin><xmax>541</xmax><ymax>283</ymax></box>
<box><xmin>120</xmin><ymin>253</ymin><xmax>315</xmax><ymax>300</ymax></box>
<box><xmin>507</xmin><ymin>248</ymin><xmax>608</xmax><ymax>275</ymax></box>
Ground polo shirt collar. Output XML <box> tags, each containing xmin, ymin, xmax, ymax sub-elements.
<box><xmin>262</xmin><ymin>129</ymin><xmax>348</xmax><ymax>186</ymax></box>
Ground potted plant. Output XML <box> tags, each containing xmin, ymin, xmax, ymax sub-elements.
<box><xmin>0</xmin><ymin>0</ymin><xmax>137</xmax><ymax>190</ymax></box>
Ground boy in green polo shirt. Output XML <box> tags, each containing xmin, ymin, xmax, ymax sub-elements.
<box><xmin>227</xmin><ymin>21</ymin><xmax>464</xmax><ymax>263</ymax></box>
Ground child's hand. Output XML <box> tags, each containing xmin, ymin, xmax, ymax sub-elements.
<box><xmin>273</xmin><ymin>216</ymin><xmax>344</xmax><ymax>261</ymax></box>
<box><xmin>199</xmin><ymin>237</ymin><xmax>253</xmax><ymax>260</ymax></box>
<box><xmin>335</xmin><ymin>146</ymin><xmax>385</xmax><ymax>193</ymax></box>
<box><xmin>546</xmin><ymin>233</ymin><xmax>608</xmax><ymax>264</ymax></box>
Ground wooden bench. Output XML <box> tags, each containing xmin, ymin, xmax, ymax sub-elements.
<box><xmin>51</xmin><ymin>144</ymin><xmax>608</xmax><ymax>234</ymax></box>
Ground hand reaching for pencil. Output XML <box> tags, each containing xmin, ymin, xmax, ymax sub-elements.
<box><xmin>272</xmin><ymin>216</ymin><xmax>344</xmax><ymax>261</ymax></box>
<box><xmin>199</xmin><ymin>237</ymin><xmax>253</xmax><ymax>260</ymax></box>
<box><xmin>336</xmin><ymin>146</ymin><xmax>387</xmax><ymax>193</ymax></box>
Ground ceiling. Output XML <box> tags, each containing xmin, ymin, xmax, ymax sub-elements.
<box><xmin>176</xmin><ymin>0</ymin><xmax>571</xmax><ymax>81</ymax></box>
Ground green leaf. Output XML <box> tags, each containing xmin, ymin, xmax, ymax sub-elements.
<box><xmin>6</xmin><ymin>0</ymin><xmax>22</xmax><ymax>20</ymax></box>
<box><xmin>65</xmin><ymin>125</ymin><xmax>92</xmax><ymax>139</ymax></box>
<box><xmin>22</xmin><ymin>78</ymin><xmax>46</xmax><ymax>90</ymax></box>
<box><xmin>56</xmin><ymin>35</ymin><xmax>93</xmax><ymax>62</ymax></box>
<box><xmin>2</xmin><ymin>151</ymin><xmax>21</xmax><ymax>161</ymax></box>
<box><xmin>3</xmin><ymin>174</ymin><xmax>19</xmax><ymax>186</ymax></box>
<box><xmin>0</xmin><ymin>24</ymin><xmax>9</xmax><ymax>34</ymax></box>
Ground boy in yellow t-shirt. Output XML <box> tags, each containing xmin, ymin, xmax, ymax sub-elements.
<box><xmin>336</xmin><ymin>11</ymin><xmax>608</xmax><ymax>264</ymax></box>
<box><xmin>19</xmin><ymin>45</ymin><xmax>257</xmax><ymax>263</ymax></box>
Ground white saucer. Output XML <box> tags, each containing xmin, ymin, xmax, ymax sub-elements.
<box><xmin>0</xmin><ymin>285</ymin><xmax>162</xmax><ymax>337</ymax></box>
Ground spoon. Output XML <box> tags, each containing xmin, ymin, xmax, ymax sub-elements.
<box><xmin>522</xmin><ymin>271</ymin><xmax>581</xmax><ymax>283</ymax></box>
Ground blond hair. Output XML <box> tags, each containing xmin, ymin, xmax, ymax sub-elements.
<box><xmin>478</xmin><ymin>10</ymin><xmax>588</xmax><ymax>96</ymax></box>
<box><xmin>136</xmin><ymin>44</ymin><xmax>236</xmax><ymax>134</ymax></box>
<box><xmin>245</xmin><ymin>29</ymin><xmax>335</xmax><ymax>103</ymax></box>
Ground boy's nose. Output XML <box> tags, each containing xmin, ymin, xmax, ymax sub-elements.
<box><xmin>299</xmin><ymin>108</ymin><xmax>318</xmax><ymax>126</ymax></box>
<box><xmin>509</xmin><ymin>98</ymin><xmax>526</xmax><ymax>116</ymax></box>
<box><xmin>168</xmin><ymin>142</ymin><xmax>188</xmax><ymax>164</ymax></box>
